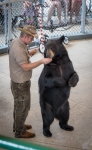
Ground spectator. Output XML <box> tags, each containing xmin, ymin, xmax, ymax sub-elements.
<box><xmin>0</xmin><ymin>0</ymin><xmax>4</xmax><ymax>25</ymax></box>
<box><xmin>0</xmin><ymin>7</ymin><xmax>4</xmax><ymax>25</ymax></box>
<box><xmin>69</xmin><ymin>0</ymin><xmax>82</xmax><ymax>23</ymax></box>
<box><xmin>45</xmin><ymin>0</ymin><xmax>62</xmax><ymax>25</ymax></box>
<box><xmin>23</xmin><ymin>1</ymin><xmax>40</xmax><ymax>26</ymax></box>
<box><xmin>23</xmin><ymin>1</ymin><xmax>34</xmax><ymax>25</ymax></box>
<box><xmin>9</xmin><ymin>25</ymin><xmax>52</xmax><ymax>138</ymax></box>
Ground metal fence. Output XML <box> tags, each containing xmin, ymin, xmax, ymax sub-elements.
<box><xmin>0</xmin><ymin>0</ymin><xmax>92</xmax><ymax>53</ymax></box>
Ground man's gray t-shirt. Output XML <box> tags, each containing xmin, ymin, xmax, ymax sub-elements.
<box><xmin>9</xmin><ymin>38</ymin><xmax>32</xmax><ymax>83</ymax></box>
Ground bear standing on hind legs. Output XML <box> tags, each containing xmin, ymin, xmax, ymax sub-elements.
<box><xmin>38</xmin><ymin>35</ymin><xmax>79</xmax><ymax>137</ymax></box>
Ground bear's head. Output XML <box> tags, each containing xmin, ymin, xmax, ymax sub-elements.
<box><xmin>44</xmin><ymin>35</ymin><xmax>70</xmax><ymax>64</ymax></box>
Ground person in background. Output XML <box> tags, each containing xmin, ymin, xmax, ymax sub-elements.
<box><xmin>45</xmin><ymin>0</ymin><xmax>62</xmax><ymax>26</ymax></box>
<box><xmin>23</xmin><ymin>1</ymin><xmax>34</xmax><ymax>25</ymax></box>
<box><xmin>23</xmin><ymin>0</ymin><xmax>40</xmax><ymax>26</ymax></box>
<box><xmin>69</xmin><ymin>0</ymin><xmax>82</xmax><ymax>23</ymax></box>
<box><xmin>0</xmin><ymin>0</ymin><xmax>4</xmax><ymax>25</ymax></box>
<box><xmin>9</xmin><ymin>25</ymin><xmax>52</xmax><ymax>138</ymax></box>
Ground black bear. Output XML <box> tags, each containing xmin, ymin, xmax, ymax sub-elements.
<box><xmin>38</xmin><ymin>35</ymin><xmax>79</xmax><ymax>137</ymax></box>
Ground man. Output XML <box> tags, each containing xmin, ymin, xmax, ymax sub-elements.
<box><xmin>9</xmin><ymin>25</ymin><xmax>52</xmax><ymax>138</ymax></box>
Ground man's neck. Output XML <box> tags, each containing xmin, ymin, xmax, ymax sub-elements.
<box><xmin>19</xmin><ymin>37</ymin><xmax>27</xmax><ymax>45</ymax></box>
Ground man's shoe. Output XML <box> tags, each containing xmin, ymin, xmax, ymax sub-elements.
<box><xmin>25</xmin><ymin>124</ymin><xmax>32</xmax><ymax>130</ymax></box>
<box><xmin>13</xmin><ymin>124</ymin><xmax>32</xmax><ymax>132</ymax></box>
<box><xmin>15</xmin><ymin>131</ymin><xmax>36</xmax><ymax>138</ymax></box>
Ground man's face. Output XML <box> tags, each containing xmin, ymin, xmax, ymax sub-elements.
<box><xmin>25</xmin><ymin>35</ymin><xmax>34</xmax><ymax>45</ymax></box>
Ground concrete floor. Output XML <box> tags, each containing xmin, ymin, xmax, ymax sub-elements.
<box><xmin>0</xmin><ymin>39</ymin><xmax>92</xmax><ymax>150</ymax></box>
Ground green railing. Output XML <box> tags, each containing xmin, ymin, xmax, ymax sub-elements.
<box><xmin>0</xmin><ymin>135</ymin><xmax>57</xmax><ymax>150</ymax></box>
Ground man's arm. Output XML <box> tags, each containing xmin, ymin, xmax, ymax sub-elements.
<box><xmin>20</xmin><ymin>58</ymin><xmax>52</xmax><ymax>71</ymax></box>
<box><xmin>28</xmin><ymin>49</ymin><xmax>38</xmax><ymax>57</ymax></box>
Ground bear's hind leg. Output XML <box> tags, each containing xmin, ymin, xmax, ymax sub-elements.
<box><xmin>43</xmin><ymin>119</ymin><xmax>52</xmax><ymax>137</ymax></box>
<box><xmin>59</xmin><ymin>101</ymin><xmax>74</xmax><ymax>131</ymax></box>
<box><xmin>42</xmin><ymin>103</ymin><xmax>54</xmax><ymax>137</ymax></box>
<box><xmin>59</xmin><ymin>120</ymin><xmax>74</xmax><ymax>131</ymax></box>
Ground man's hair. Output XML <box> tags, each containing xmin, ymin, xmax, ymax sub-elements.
<box><xmin>20</xmin><ymin>31</ymin><xmax>31</xmax><ymax>37</ymax></box>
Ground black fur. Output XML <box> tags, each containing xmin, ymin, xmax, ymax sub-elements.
<box><xmin>38</xmin><ymin>36</ymin><xmax>79</xmax><ymax>137</ymax></box>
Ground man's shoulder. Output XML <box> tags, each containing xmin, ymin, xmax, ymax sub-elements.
<box><xmin>10</xmin><ymin>38</ymin><xmax>21</xmax><ymax>54</ymax></box>
<box><xmin>10</xmin><ymin>38</ymin><xmax>19</xmax><ymax>47</ymax></box>
<box><xmin>11</xmin><ymin>38</ymin><xmax>19</xmax><ymax>45</ymax></box>
<box><xmin>10</xmin><ymin>38</ymin><xmax>22</xmax><ymax>49</ymax></box>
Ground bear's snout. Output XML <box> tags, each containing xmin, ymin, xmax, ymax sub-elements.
<box><xmin>46</xmin><ymin>49</ymin><xmax>55</xmax><ymax>58</ymax></box>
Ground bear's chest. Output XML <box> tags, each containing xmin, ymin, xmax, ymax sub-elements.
<box><xmin>45</xmin><ymin>64</ymin><xmax>73</xmax><ymax>80</ymax></box>
<box><xmin>60</xmin><ymin>62</ymin><xmax>74</xmax><ymax>80</ymax></box>
<box><xmin>45</xmin><ymin>65</ymin><xmax>62</xmax><ymax>77</ymax></box>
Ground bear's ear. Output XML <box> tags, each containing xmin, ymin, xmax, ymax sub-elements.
<box><xmin>58</xmin><ymin>35</ymin><xmax>65</xmax><ymax>43</ymax></box>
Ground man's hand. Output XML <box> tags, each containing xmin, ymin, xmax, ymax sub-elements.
<box><xmin>42</xmin><ymin>58</ymin><xmax>52</xmax><ymax>64</ymax></box>
<box><xmin>28</xmin><ymin>49</ymin><xmax>38</xmax><ymax>56</ymax></box>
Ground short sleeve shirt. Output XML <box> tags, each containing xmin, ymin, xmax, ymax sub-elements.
<box><xmin>9</xmin><ymin>38</ymin><xmax>32</xmax><ymax>83</ymax></box>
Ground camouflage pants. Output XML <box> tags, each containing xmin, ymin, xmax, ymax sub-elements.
<box><xmin>11</xmin><ymin>80</ymin><xmax>31</xmax><ymax>137</ymax></box>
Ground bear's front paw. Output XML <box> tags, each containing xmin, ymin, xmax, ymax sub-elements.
<box><xmin>68</xmin><ymin>72</ymin><xmax>79</xmax><ymax>87</ymax></box>
<box><xmin>43</xmin><ymin>129</ymin><xmax>52</xmax><ymax>137</ymax></box>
